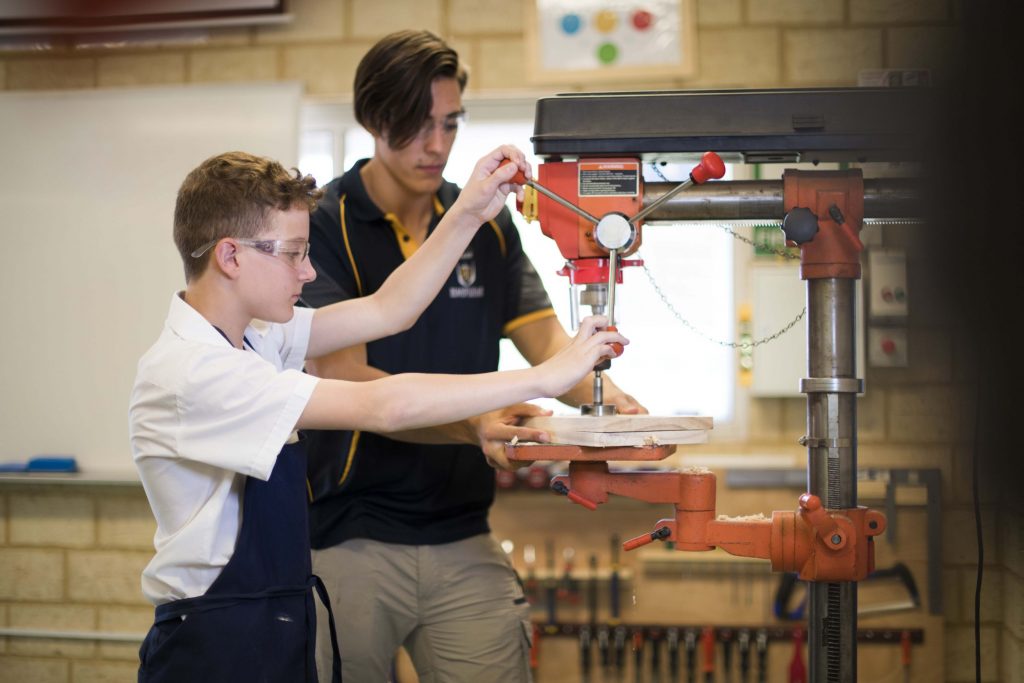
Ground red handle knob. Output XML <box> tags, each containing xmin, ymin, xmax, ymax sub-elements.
<box><xmin>606</xmin><ymin>324</ymin><xmax>624</xmax><ymax>358</ymax></box>
<box><xmin>799</xmin><ymin>493</ymin><xmax>846</xmax><ymax>550</ymax></box>
<box><xmin>900</xmin><ymin>630</ymin><xmax>911</xmax><ymax>666</ymax></box>
<box><xmin>690</xmin><ymin>151</ymin><xmax>726</xmax><ymax>184</ymax></box>
<box><xmin>566</xmin><ymin>489</ymin><xmax>599</xmax><ymax>511</ymax></box>
<box><xmin>622</xmin><ymin>533</ymin><xmax>654</xmax><ymax>552</ymax></box>
<box><xmin>498</xmin><ymin>158</ymin><xmax>528</xmax><ymax>185</ymax></box>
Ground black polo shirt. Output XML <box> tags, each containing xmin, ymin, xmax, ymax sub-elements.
<box><xmin>301</xmin><ymin>159</ymin><xmax>555</xmax><ymax>548</ymax></box>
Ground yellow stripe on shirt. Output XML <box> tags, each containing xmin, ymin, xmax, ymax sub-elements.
<box><xmin>488</xmin><ymin>219</ymin><xmax>507</xmax><ymax>259</ymax></box>
<box><xmin>338</xmin><ymin>430</ymin><xmax>361</xmax><ymax>486</ymax></box>
<box><xmin>339</xmin><ymin>195</ymin><xmax>364</xmax><ymax>297</ymax></box>
<box><xmin>503</xmin><ymin>307</ymin><xmax>557</xmax><ymax>336</ymax></box>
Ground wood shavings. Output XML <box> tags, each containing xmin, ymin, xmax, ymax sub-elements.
<box><xmin>642</xmin><ymin>435</ymin><xmax>660</xmax><ymax>447</ymax></box>
<box><xmin>508</xmin><ymin>435</ymin><xmax>519</xmax><ymax>446</ymax></box>
<box><xmin>716</xmin><ymin>513</ymin><xmax>769</xmax><ymax>522</ymax></box>
<box><xmin>683</xmin><ymin>465</ymin><xmax>712</xmax><ymax>474</ymax></box>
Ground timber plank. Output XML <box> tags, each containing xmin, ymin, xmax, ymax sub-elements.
<box><xmin>524</xmin><ymin>415</ymin><xmax>712</xmax><ymax>434</ymax></box>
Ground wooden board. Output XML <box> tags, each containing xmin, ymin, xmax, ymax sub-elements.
<box><xmin>523</xmin><ymin>415</ymin><xmax>712</xmax><ymax>447</ymax></box>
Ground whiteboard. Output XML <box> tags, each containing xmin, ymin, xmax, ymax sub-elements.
<box><xmin>0</xmin><ymin>82</ymin><xmax>301</xmax><ymax>473</ymax></box>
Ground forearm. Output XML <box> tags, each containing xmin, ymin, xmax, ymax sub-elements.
<box><xmin>381</xmin><ymin>420</ymin><xmax>478</xmax><ymax>446</ymax></box>
<box><xmin>298</xmin><ymin>368</ymin><xmax>545</xmax><ymax>433</ymax></box>
<box><xmin>305</xmin><ymin>349</ymin><xmax>478</xmax><ymax>444</ymax></box>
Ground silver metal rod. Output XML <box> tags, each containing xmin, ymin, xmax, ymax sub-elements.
<box><xmin>606</xmin><ymin>248</ymin><xmax>618</xmax><ymax>326</ymax></box>
<box><xmin>593</xmin><ymin>370</ymin><xmax>604</xmax><ymax>404</ymax></box>
<box><xmin>643</xmin><ymin>178</ymin><xmax>920</xmax><ymax>221</ymax></box>
<box><xmin>630</xmin><ymin>177</ymin><xmax>694</xmax><ymax>223</ymax></box>
<box><xmin>804</xmin><ymin>277</ymin><xmax>859</xmax><ymax>683</ymax></box>
<box><xmin>528</xmin><ymin>180</ymin><xmax>601</xmax><ymax>224</ymax></box>
<box><xmin>0</xmin><ymin>627</ymin><xmax>145</xmax><ymax>643</ymax></box>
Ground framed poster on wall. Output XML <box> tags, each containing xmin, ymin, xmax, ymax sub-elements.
<box><xmin>525</xmin><ymin>0</ymin><xmax>696</xmax><ymax>84</ymax></box>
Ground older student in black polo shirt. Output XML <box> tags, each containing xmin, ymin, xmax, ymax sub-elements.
<box><xmin>301</xmin><ymin>30</ymin><xmax>644</xmax><ymax>682</ymax></box>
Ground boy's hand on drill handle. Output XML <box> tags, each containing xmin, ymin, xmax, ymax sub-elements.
<box><xmin>540</xmin><ymin>315</ymin><xmax>629</xmax><ymax>399</ymax></box>
<box><xmin>452</xmin><ymin>144</ymin><xmax>531</xmax><ymax>226</ymax></box>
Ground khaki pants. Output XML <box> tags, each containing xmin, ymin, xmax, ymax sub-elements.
<box><xmin>314</xmin><ymin>534</ymin><xmax>533</xmax><ymax>683</ymax></box>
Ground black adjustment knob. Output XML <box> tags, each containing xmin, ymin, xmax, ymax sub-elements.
<box><xmin>782</xmin><ymin>207</ymin><xmax>819</xmax><ymax>245</ymax></box>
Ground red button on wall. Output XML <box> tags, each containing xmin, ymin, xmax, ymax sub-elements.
<box><xmin>881</xmin><ymin>338</ymin><xmax>897</xmax><ymax>354</ymax></box>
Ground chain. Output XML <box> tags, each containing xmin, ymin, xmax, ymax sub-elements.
<box><xmin>643</xmin><ymin>164</ymin><xmax>805</xmax><ymax>348</ymax></box>
<box><xmin>640</xmin><ymin>260</ymin><xmax>806</xmax><ymax>349</ymax></box>
<box><xmin>639</xmin><ymin>164</ymin><xmax>922</xmax><ymax>348</ymax></box>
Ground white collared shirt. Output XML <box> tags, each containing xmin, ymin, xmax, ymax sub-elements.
<box><xmin>130</xmin><ymin>293</ymin><xmax>319</xmax><ymax>605</ymax></box>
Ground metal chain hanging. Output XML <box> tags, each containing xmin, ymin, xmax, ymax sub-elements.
<box><xmin>641</xmin><ymin>163</ymin><xmax>805</xmax><ymax>349</ymax></box>
<box><xmin>640</xmin><ymin>165</ymin><xmax>924</xmax><ymax>348</ymax></box>
<box><xmin>639</xmin><ymin>260</ymin><xmax>806</xmax><ymax>349</ymax></box>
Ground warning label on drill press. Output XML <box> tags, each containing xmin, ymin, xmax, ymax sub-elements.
<box><xmin>578</xmin><ymin>162</ymin><xmax>639</xmax><ymax>197</ymax></box>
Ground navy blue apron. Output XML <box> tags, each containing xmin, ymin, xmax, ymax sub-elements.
<box><xmin>137</xmin><ymin>440</ymin><xmax>342</xmax><ymax>682</ymax></box>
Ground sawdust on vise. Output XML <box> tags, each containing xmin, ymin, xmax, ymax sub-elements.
<box><xmin>642</xmin><ymin>435</ymin><xmax>660</xmax><ymax>447</ymax></box>
<box><xmin>682</xmin><ymin>465</ymin><xmax>712</xmax><ymax>474</ymax></box>
<box><xmin>716</xmin><ymin>512</ymin><xmax>769</xmax><ymax>521</ymax></box>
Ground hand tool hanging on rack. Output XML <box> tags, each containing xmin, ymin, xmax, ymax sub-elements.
<box><xmin>523</xmin><ymin>544</ymin><xmax>538</xmax><ymax>604</ymax></box>
<box><xmin>580</xmin><ymin>554</ymin><xmax>598</xmax><ymax>681</ymax></box>
<box><xmin>684</xmin><ymin>628</ymin><xmax>697</xmax><ymax>683</ymax></box>
<box><xmin>788</xmin><ymin>627</ymin><xmax>806</xmax><ymax>683</ymax></box>
<box><xmin>610</xmin><ymin>534</ymin><xmax>621</xmax><ymax>622</ymax></box>
<box><xmin>737</xmin><ymin>629</ymin><xmax>751</xmax><ymax>683</ymax></box>
<box><xmin>755</xmin><ymin>630</ymin><xmax>768</xmax><ymax>683</ymax></box>
<box><xmin>649</xmin><ymin>628</ymin><xmax>663</xmax><ymax>683</ymax></box>
<box><xmin>544</xmin><ymin>539</ymin><xmax>558</xmax><ymax>630</ymax></box>
<box><xmin>701</xmin><ymin>627</ymin><xmax>716</xmax><ymax>683</ymax></box>
<box><xmin>667</xmin><ymin>627</ymin><xmax>681</xmax><ymax>683</ymax></box>
<box><xmin>615</xmin><ymin>624</ymin><xmax>628</xmax><ymax>678</ymax></box>
<box><xmin>720</xmin><ymin>629</ymin><xmax>733</xmax><ymax>683</ymax></box>
<box><xmin>558</xmin><ymin>546</ymin><xmax>580</xmax><ymax>605</ymax></box>
<box><xmin>900</xmin><ymin>630</ymin><xmax>912</xmax><ymax>683</ymax></box>
<box><xmin>633</xmin><ymin>630</ymin><xmax>645</xmax><ymax>683</ymax></box>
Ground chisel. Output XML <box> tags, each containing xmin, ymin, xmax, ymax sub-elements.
<box><xmin>667</xmin><ymin>627</ymin><xmax>680</xmax><ymax>682</ymax></box>
<box><xmin>701</xmin><ymin>627</ymin><xmax>715</xmax><ymax>683</ymax></box>
<box><xmin>737</xmin><ymin>629</ymin><xmax>751</xmax><ymax>683</ymax></box>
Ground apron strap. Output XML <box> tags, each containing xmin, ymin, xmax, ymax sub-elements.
<box><xmin>311</xmin><ymin>574</ymin><xmax>343</xmax><ymax>683</ymax></box>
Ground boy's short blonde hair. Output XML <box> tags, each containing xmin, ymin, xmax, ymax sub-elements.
<box><xmin>174</xmin><ymin>151</ymin><xmax>322</xmax><ymax>281</ymax></box>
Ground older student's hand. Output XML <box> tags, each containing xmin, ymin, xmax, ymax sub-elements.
<box><xmin>537</xmin><ymin>316</ymin><xmax>629</xmax><ymax>399</ymax></box>
<box><xmin>455</xmin><ymin>144</ymin><xmax>531</xmax><ymax>225</ymax></box>
<box><xmin>607</xmin><ymin>391</ymin><xmax>648</xmax><ymax>415</ymax></box>
<box><xmin>470</xmin><ymin>403</ymin><xmax>553</xmax><ymax>471</ymax></box>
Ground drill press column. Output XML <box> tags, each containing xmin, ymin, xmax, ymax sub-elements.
<box><xmin>784</xmin><ymin>169</ymin><xmax>865</xmax><ymax>683</ymax></box>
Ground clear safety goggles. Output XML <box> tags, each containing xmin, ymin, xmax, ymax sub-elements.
<box><xmin>191</xmin><ymin>238</ymin><xmax>311</xmax><ymax>269</ymax></box>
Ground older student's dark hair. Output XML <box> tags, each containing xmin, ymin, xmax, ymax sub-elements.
<box><xmin>354</xmin><ymin>30</ymin><xmax>468</xmax><ymax>150</ymax></box>
<box><xmin>173</xmin><ymin>151</ymin><xmax>322</xmax><ymax>281</ymax></box>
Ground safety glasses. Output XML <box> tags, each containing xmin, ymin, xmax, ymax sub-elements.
<box><xmin>191</xmin><ymin>238</ymin><xmax>311</xmax><ymax>269</ymax></box>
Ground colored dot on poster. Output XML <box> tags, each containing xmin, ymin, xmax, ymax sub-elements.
<box><xmin>632</xmin><ymin>10</ymin><xmax>653</xmax><ymax>30</ymax></box>
<box><xmin>597</xmin><ymin>42</ymin><xmax>619</xmax><ymax>64</ymax></box>
<box><xmin>560</xmin><ymin>13</ymin><xmax>582</xmax><ymax>35</ymax></box>
<box><xmin>594</xmin><ymin>9</ymin><xmax>618</xmax><ymax>33</ymax></box>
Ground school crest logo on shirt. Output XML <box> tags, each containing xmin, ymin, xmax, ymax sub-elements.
<box><xmin>450</xmin><ymin>249</ymin><xmax>484</xmax><ymax>299</ymax></box>
<box><xmin>457</xmin><ymin>261</ymin><xmax>476</xmax><ymax>287</ymax></box>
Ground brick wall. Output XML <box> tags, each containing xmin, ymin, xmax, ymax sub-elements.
<box><xmin>0</xmin><ymin>486</ymin><xmax>153</xmax><ymax>682</ymax></box>
<box><xmin>3</xmin><ymin>1</ymin><xmax>1017</xmax><ymax>683</ymax></box>
<box><xmin>0</xmin><ymin>0</ymin><xmax>962</xmax><ymax>94</ymax></box>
